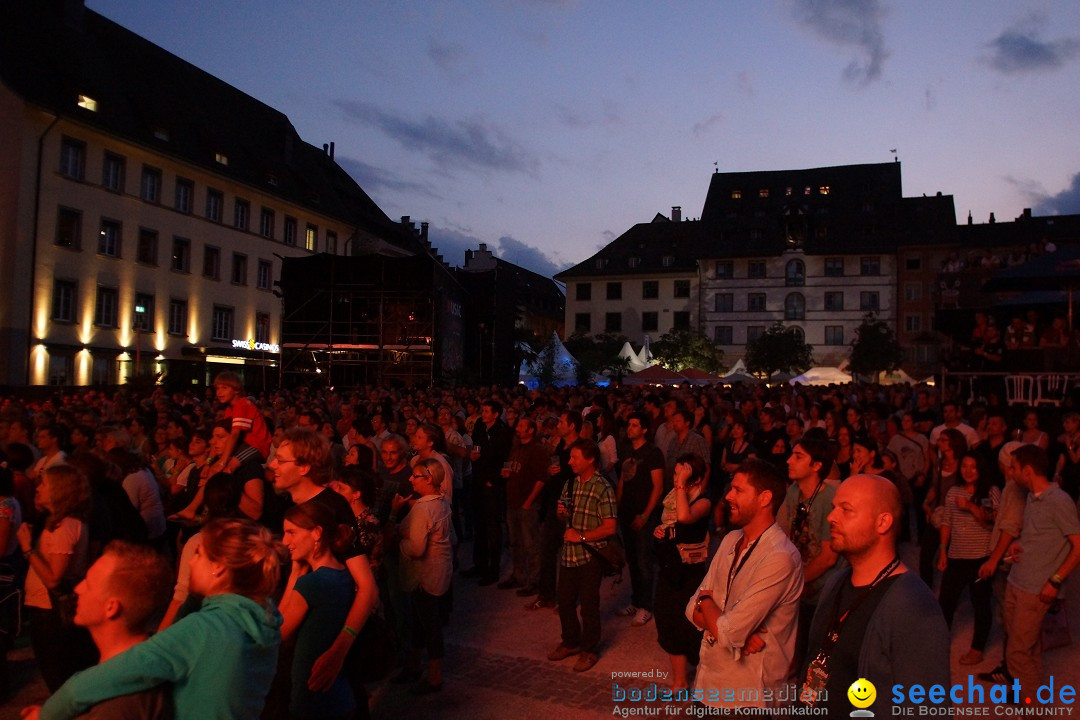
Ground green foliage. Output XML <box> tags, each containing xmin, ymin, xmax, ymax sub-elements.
<box><xmin>563</xmin><ymin>331</ymin><xmax>630</xmax><ymax>385</ymax></box>
<box><xmin>532</xmin><ymin>334</ymin><xmax>561</xmax><ymax>388</ymax></box>
<box><xmin>744</xmin><ymin>322</ymin><xmax>813</xmax><ymax>377</ymax></box>
<box><xmin>651</xmin><ymin>329</ymin><xmax>725</xmax><ymax>373</ymax></box>
<box><xmin>849</xmin><ymin>313</ymin><xmax>902</xmax><ymax>381</ymax></box>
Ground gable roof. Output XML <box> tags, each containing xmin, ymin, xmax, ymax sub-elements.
<box><xmin>555</xmin><ymin>215</ymin><xmax>702</xmax><ymax>280</ymax></box>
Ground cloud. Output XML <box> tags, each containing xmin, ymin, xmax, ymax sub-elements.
<box><xmin>495</xmin><ymin>235</ymin><xmax>572</xmax><ymax>277</ymax></box>
<box><xmin>553</xmin><ymin>101</ymin><xmax>622</xmax><ymax>129</ymax></box>
<box><xmin>335</xmin><ymin>156</ymin><xmax>439</xmax><ymax>199</ymax></box>
<box><xmin>335</xmin><ymin>100</ymin><xmax>540</xmax><ymax>175</ymax></box>
<box><xmin>427</xmin><ymin>40</ymin><xmax>473</xmax><ymax>77</ymax></box>
<box><xmin>1032</xmin><ymin>172</ymin><xmax>1080</xmax><ymax>215</ymax></box>
<box><xmin>692</xmin><ymin>113</ymin><xmax>725</xmax><ymax>139</ymax></box>
<box><xmin>985</xmin><ymin>18</ymin><xmax>1080</xmax><ymax>74</ymax></box>
<box><xmin>426</xmin><ymin>225</ymin><xmax>484</xmax><ymax>267</ymax></box>
<box><xmin>790</xmin><ymin>0</ymin><xmax>889</xmax><ymax>85</ymax></box>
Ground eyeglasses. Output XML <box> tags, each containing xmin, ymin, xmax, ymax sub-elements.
<box><xmin>276</xmin><ymin>459</ymin><xmax>300</xmax><ymax>465</ymax></box>
<box><xmin>411</xmin><ymin>472</ymin><xmax>430</xmax><ymax>481</ymax></box>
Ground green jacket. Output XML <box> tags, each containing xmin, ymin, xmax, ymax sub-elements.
<box><xmin>41</xmin><ymin>594</ymin><xmax>282</xmax><ymax>720</ymax></box>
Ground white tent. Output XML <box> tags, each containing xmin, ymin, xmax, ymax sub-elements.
<box><xmin>878</xmin><ymin>368</ymin><xmax>924</xmax><ymax>385</ymax></box>
<box><xmin>790</xmin><ymin>366</ymin><xmax>853</xmax><ymax>386</ymax></box>
<box><xmin>618</xmin><ymin>341</ymin><xmax>649</xmax><ymax>373</ymax></box>
<box><xmin>519</xmin><ymin>332</ymin><xmax>584</xmax><ymax>388</ymax></box>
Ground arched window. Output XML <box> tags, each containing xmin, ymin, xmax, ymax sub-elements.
<box><xmin>786</xmin><ymin>259</ymin><xmax>805</xmax><ymax>286</ymax></box>
<box><xmin>785</xmin><ymin>292</ymin><xmax>805</xmax><ymax>321</ymax></box>
<box><xmin>790</xmin><ymin>326</ymin><xmax>805</xmax><ymax>343</ymax></box>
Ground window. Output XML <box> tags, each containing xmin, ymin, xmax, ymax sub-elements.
<box><xmin>642</xmin><ymin>312</ymin><xmax>658</xmax><ymax>332</ymax></box>
<box><xmin>860</xmin><ymin>291</ymin><xmax>880</xmax><ymax>311</ymax></box>
<box><xmin>759</xmin><ymin>188</ymin><xmax>769</xmax><ymax>198</ymax></box>
<box><xmin>52</xmin><ymin>280</ymin><xmax>77</xmax><ymax>322</ymax></box>
<box><xmin>574</xmin><ymin>313</ymin><xmax>591</xmax><ymax>333</ymax></box>
<box><xmin>747</xmin><ymin>326</ymin><xmax>765</xmax><ymax>343</ymax></box>
<box><xmin>905</xmin><ymin>314</ymin><xmax>922</xmax><ymax>333</ymax></box>
<box><xmin>628</xmin><ymin>256</ymin><xmax>640</xmax><ymax>268</ymax></box>
<box><xmin>748</xmin><ymin>293</ymin><xmax>766</xmax><ymax>312</ymax></box>
<box><xmin>715</xmin><ymin>261</ymin><xmax>733</xmax><ymax>279</ymax></box>
<box><xmin>140</xmin><ymin>166</ymin><xmax>161</xmax><ymax>203</ymax></box>
<box><xmin>715</xmin><ymin>293</ymin><xmax>733</xmax><ymax>312</ymax></box>
<box><xmin>94</xmin><ymin>286</ymin><xmax>118</xmax><ymax>327</ymax></box>
<box><xmin>824</xmin><ymin>292</ymin><xmax>844</xmax><ymax>311</ymax></box>
<box><xmin>98</xmin><ymin>219</ymin><xmax>121</xmax><ymax>257</ymax></box>
<box><xmin>305</xmin><ymin>224</ymin><xmax>318</xmax><ymax>252</ymax></box>
<box><xmin>260</xmin><ymin>208</ymin><xmax>275</xmax><ymax>238</ymax></box>
<box><xmin>77</xmin><ymin>94</ymin><xmax>98</xmax><ymax>112</ymax></box>
<box><xmin>234</xmin><ymin>199</ymin><xmax>250</xmax><ymax>230</ymax></box>
<box><xmin>786</xmin><ymin>259</ymin><xmax>805</xmax><ymax>286</ymax></box>
<box><xmin>326</xmin><ymin>231</ymin><xmax>338</xmax><ymax>255</ymax></box>
<box><xmin>715</xmin><ymin>326</ymin><xmax>733</xmax><ymax>345</ymax></box>
<box><xmin>168</xmin><ymin>299</ymin><xmax>188</xmax><ymax>335</ymax></box>
<box><xmin>860</xmin><ymin>256</ymin><xmax>881</xmax><ymax>276</ymax></box>
<box><xmin>215</xmin><ymin>152</ymin><xmax>229</xmax><ymax>166</ymax></box>
<box><xmin>819</xmin><ymin>186</ymin><xmax>831</xmax><ymax>195</ymax></box>
<box><xmin>256</xmin><ymin>313</ymin><xmax>271</xmax><ymax>344</ymax></box>
<box><xmin>211</xmin><ymin>306</ymin><xmax>233</xmax><ymax>341</ymax></box>
<box><xmin>605</xmin><ymin>312</ymin><xmax>622</xmax><ymax>332</ymax></box>
<box><xmin>824</xmin><ymin>257</ymin><xmax>844</xmax><ymax>277</ymax></box>
<box><xmin>59</xmin><ymin>137</ymin><xmax>85</xmax><ymax>179</ymax></box>
<box><xmin>56</xmin><ymin>207</ymin><xmax>81</xmax><ymax>249</ymax></box>
<box><xmin>136</xmin><ymin>228</ymin><xmax>158</xmax><ymax>265</ymax></box>
<box><xmin>905</xmin><ymin>257</ymin><xmax>922</xmax><ymax>271</ymax></box>
<box><xmin>904</xmin><ymin>282</ymin><xmax>922</xmax><ymax>302</ymax></box>
<box><xmin>232</xmin><ymin>253</ymin><xmax>247</xmax><ymax>285</ymax></box>
<box><xmin>607</xmin><ymin>282</ymin><xmax>622</xmax><ymax>300</ymax></box>
<box><xmin>662</xmin><ymin>255</ymin><xmax>675</xmax><ymax>267</ymax></box>
<box><xmin>791</xmin><ymin>326</ymin><xmax>805</xmax><ymax>343</ymax></box>
<box><xmin>595</xmin><ymin>258</ymin><xmax>609</xmax><ymax>270</ymax></box>
<box><xmin>673</xmin><ymin>280</ymin><xmax>691</xmax><ymax>298</ymax></box>
<box><xmin>825</xmin><ymin>326</ymin><xmax>844</xmax><ymax>345</ymax></box>
<box><xmin>206</xmin><ymin>189</ymin><xmax>224</xmax><ymax>222</ymax></box>
<box><xmin>642</xmin><ymin>281</ymin><xmax>659</xmax><ymax>299</ymax></box>
<box><xmin>175</xmin><ymin>178</ymin><xmax>193</xmax><ymax>214</ymax></box>
<box><xmin>203</xmin><ymin>246</ymin><xmax>220</xmax><ymax>279</ymax></box>
<box><xmin>257</xmin><ymin>260</ymin><xmax>272</xmax><ymax>290</ymax></box>
<box><xmin>785</xmin><ymin>293</ymin><xmax>805</xmax><ymax>321</ymax></box>
<box><xmin>748</xmin><ymin>261</ymin><xmax>766</xmax><ymax>279</ymax></box>
<box><xmin>133</xmin><ymin>293</ymin><xmax>154</xmax><ymax>332</ymax></box>
<box><xmin>284</xmin><ymin>216</ymin><xmax>297</xmax><ymax>246</ymax></box>
<box><xmin>575</xmin><ymin>283</ymin><xmax>592</xmax><ymax>301</ymax></box>
<box><xmin>171</xmin><ymin>237</ymin><xmax>191</xmax><ymax>272</ymax></box>
<box><xmin>102</xmin><ymin>152</ymin><xmax>125</xmax><ymax>192</ymax></box>
<box><xmin>731</xmin><ymin>190</ymin><xmax>742</xmax><ymax>199</ymax></box>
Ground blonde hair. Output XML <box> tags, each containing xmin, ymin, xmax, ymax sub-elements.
<box><xmin>414</xmin><ymin>456</ymin><xmax>445</xmax><ymax>491</ymax></box>
<box><xmin>200</xmin><ymin>518</ymin><xmax>282</xmax><ymax>601</ymax></box>
<box><xmin>42</xmin><ymin>464</ymin><xmax>91</xmax><ymax>531</ymax></box>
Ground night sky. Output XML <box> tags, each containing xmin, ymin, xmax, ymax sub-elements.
<box><xmin>88</xmin><ymin>1</ymin><xmax>1080</xmax><ymax>277</ymax></box>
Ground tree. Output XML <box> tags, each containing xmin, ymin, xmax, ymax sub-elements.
<box><xmin>744</xmin><ymin>322</ymin><xmax>813</xmax><ymax>377</ymax></box>
<box><xmin>651</xmin><ymin>329</ymin><xmax>725</xmax><ymax>373</ymax></box>
<box><xmin>563</xmin><ymin>331</ymin><xmax>630</xmax><ymax>385</ymax></box>
<box><xmin>848</xmin><ymin>313</ymin><xmax>902</xmax><ymax>382</ymax></box>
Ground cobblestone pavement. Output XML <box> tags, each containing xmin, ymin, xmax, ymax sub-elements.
<box><xmin>4</xmin><ymin>540</ymin><xmax>1080</xmax><ymax>719</ymax></box>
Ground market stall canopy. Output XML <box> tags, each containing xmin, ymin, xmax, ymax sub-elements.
<box><xmin>623</xmin><ymin>365</ymin><xmax>687</xmax><ymax>386</ymax></box>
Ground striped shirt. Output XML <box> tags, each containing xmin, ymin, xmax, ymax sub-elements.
<box><xmin>943</xmin><ymin>485</ymin><xmax>1000</xmax><ymax>559</ymax></box>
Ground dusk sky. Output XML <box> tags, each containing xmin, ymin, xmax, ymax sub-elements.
<box><xmin>88</xmin><ymin>1</ymin><xmax>1080</xmax><ymax>279</ymax></box>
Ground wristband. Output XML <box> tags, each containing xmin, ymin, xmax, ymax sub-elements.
<box><xmin>342</xmin><ymin>625</ymin><xmax>359</xmax><ymax>638</ymax></box>
<box><xmin>579</xmin><ymin>533</ymin><xmax>586</xmax><ymax>543</ymax></box>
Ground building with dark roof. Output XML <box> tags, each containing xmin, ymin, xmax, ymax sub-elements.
<box><xmin>0</xmin><ymin>0</ymin><xmax>429</xmax><ymax>387</ymax></box>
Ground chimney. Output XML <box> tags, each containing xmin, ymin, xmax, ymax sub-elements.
<box><xmin>1023</xmin><ymin>208</ymin><xmax>1032</xmax><ymax>219</ymax></box>
<box><xmin>420</xmin><ymin>222</ymin><xmax>429</xmax><ymax>241</ymax></box>
<box><xmin>672</xmin><ymin>206</ymin><xmax>682</xmax><ymax>222</ymax></box>
<box><xmin>967</xmin><ymin>211</ymin><xmax>972</xmax><ymax>225</ymax></box>
<box><xmin>401</xmin><ymin>216</ymin><xmax>410</xmax><ymax>227</ymax></box>
<box><xmin>322</xmin><ymin>143</ymin><xmax>329</xmax><ymax>155</ymax></box>
<box><xmin>989</xmin><ymin>212</ymin><xmax>996</xmax><ymax>224</ymax></box>
<box><xmin>329</xmin><ymin>142</ymin><xmax>335</xmax><ymax>159</ymax></box>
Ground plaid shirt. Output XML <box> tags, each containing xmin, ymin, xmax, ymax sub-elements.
<box><xmin>559</xmin><ymin>471</ymin><xmax>617</xmax><ymax>568</ymax></box>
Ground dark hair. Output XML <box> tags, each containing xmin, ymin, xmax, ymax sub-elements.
<box><xmin>4</xmin><ymin>443</ymin><xmax>34</xmax><ymax>472</ymax></box>
<box><xmin>102</xmin><ymin>541</ymin><xmax>174</xmax><ymax>634</ymax></box>
<box><xmin>958</xmin><ymin>452</ymin><xmax>993</xmax><ymax>503</ymax></box>
<box><xmin>626</xmin><ymin>411</ymin><xmax>650</xmax><ymax>432</ymax></box>
<box><xmin>415</xmin><ymin>423</ymin><xmax>447</xmax><ymax>453</ymax></box>
<box><xmin>938</xmin><ymin>428</ymin><xmax>968</xmax><ymax>459</ymax></box>
<box><xmin>569</xmin><ymin>438</ymin><xmax>601</xmax><ymax>466</ymax></box>
<box><xmin>561</xmin><ymin>410</ymin><xmax>583</xmax><ymax>434</ymax></box>
<box><xmin>482</xmin><ymin>399</ymin><xmax>503</xmax><ymax>416</ymax></box>
<box><xmin>284</xmin><ymin>501</ymin><xmax>354</xmax><ymax>557</ymax></box>
<box><xmin>795</xmin><ymin>434</ymin><xmax>833</xmax><ymax>476</ymax></box>
<box><xmin>204</xmin><ymin>472</ymin><xmax>244</xmax><ymax>520</ymax></box>
<box><xmin>852</xmin><ymin>435</ymin><xmax>878</xmax><ymax>456</ymax></box>
<box><xmin>1012</xmin><ymin>444</ymin><xmax>1049</xmax><ymax>479</ymax></box>
<box><xmin>674</xmin><ymin>453</ymin><xmax>707</xmax><ymax>485</ymax></box>
<box><xmin>336</xmin><ymin>465</ymin><xmax>377</xmax><ymax>507</ymax></box>
<box><xmin>735</xmin><ymin>457</ymin><xmax>786</xmax><ymax>515</ymax></box>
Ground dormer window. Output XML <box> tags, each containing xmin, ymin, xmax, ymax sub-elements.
<box><xmin>661</xmin><ymin>255</ymin><xmax>674</xmax><ymax>267</ymax></box>
<box><xmin>628</xmin><ymin>256</ymin><xmax>641</xmax><ymax>268</ymax></box>
<box><xmin>77</xmin><ymin>94</ymin><xmax>98</xmax><ymax>112</ymax></box>
<box><xmin>215</xmin><ymin>153</ymin><xmax>229</xmax><ymax>166</ymax></box>
<box><xmin>819</xmin><ymin>185</ymin><xmax>831</xmax><ymax>195</ymax></box>
<box><xmin>153</xmin><ymin>127</ymin><xmax>169</xmax><ymax>141</ymax></box>
<box><xmin>595</xmin><ymin>258</ymin><xmax>608</xmax><ymax>269</ymax></box>
<box><xmin>759</xmin><ymin>189</ymin><xmax>769</xmax><ymax>198</ymax></box>
<box><xmin>731</xmin><ymin>190</ymin><xmax>742</xmax><ymax>199</ymax></box>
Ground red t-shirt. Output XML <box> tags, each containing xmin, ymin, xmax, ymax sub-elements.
<box><xmin>225</xmin><ymin>396</ymin><xmax>272</xmax><ymax>459</ymax></box>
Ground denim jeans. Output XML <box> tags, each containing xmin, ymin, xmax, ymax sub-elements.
<box><xmin>621</xmin><ymin>518</ymin><xmax>656</xmax><ymax>611</ymax></box>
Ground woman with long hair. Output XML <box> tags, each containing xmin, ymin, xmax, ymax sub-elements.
<box><xmin>850</xmin><ymin>436</ymin><xmax>884</xmax><ymax>476</ymax></box>
<box><xmin>39</xmin><ymin>518</ymin><xmax>282</xmax><ymax>720</ymax></box>
<box><xmin>391</xmin><ymin>457</ymin><xmax>453</xmax><ymax>693</ymax></box>
<box><xmin>280</xmin><ymin>502</ymin><xmax>357</xmax><ymax>720</ymax></box>
<box><xmin>652</xmin><ymin>453</ymin><xmax>713</xmax><ymax>691</ymax></box>
<box><xmin>331</xmin><ymin>465</ymin><xmax>383</xmax><ymax>569</ymax></box>
<box><xmin>834</xmin><ymin>425</ymin><xmax>855</xmax><ymax>479</ymax></box>
<box><xmin>921</xmin><ymin>428</ymin><xmax>968</xmax><ymax>586</ymax></box>
<box><xmin>937</xmin><ymin>452</ymin><xmax>999</xmax><ymax>665</ymax></box>
<box><xmin>16</xmin><ymin>465</ymin><xmax>97</xmax><ymax>692</ymax></box>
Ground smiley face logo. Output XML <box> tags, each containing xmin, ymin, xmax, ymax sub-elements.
<box><xmin>848</xmin><ymin>678</ymin><xmax>876</xmax><ymax>709</ymax></box>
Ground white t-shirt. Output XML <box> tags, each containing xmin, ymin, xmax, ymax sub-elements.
<box><xmin>24</xmin><ymin>517</ymin><xmax>88</xmax><ymax>609</ymax></box>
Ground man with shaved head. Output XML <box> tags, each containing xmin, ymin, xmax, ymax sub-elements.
<box><xmin>801</xmin><ymin>474</ymin><xmax>949</xmax><ymax>717</ymax></box>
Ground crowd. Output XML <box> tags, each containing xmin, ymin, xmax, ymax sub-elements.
<box><xmin>0</xmin><ymin>374</ymin><xmax>1078</xmax><ymax>717</ymax></box>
